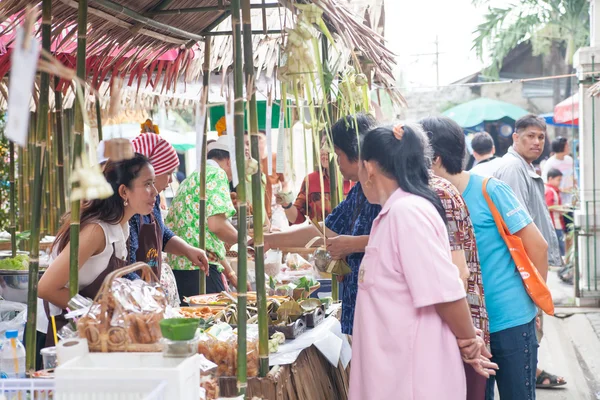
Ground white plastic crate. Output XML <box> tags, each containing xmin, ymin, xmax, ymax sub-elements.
<box><xmin>55</xmin><ymin>353</ymin><xmax>200</xmax><ymax>400</ymax></box>
<box><xmin>0</xmin><ymin>378</ymin><xmax>54</xmax><ymax>400</ymax></box>
<box><xmin>0</xmin><ymin>378</ymin><xmax>166</xmax><ymax>400</ymax></box>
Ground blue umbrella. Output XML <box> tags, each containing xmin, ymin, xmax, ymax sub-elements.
<box><xmin>539</xmin><ymin>113</ymin><xmax>578</xmax><ymax>128</ymax></box>
<box><xmin>443</xmin><ymin>97</ymin><xmax>530</xmax><ymax>128</ymax></box>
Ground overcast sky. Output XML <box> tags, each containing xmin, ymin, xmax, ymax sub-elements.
<box><xmin>384</xmin><ymin>0</ymin><xmax>499</xmax><ymax>88</ymax></box>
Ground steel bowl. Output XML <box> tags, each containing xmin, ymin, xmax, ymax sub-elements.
<box><xmin>0</xmin><ymin>251</ymin><xmax>46</xmax><ymax>304</ymax></box>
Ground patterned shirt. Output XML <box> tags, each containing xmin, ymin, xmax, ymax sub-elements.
<box><xmin>292</xmin><ymin>171</ymin><xmax>354</xmax><ymax>225</ymax></box>
<box><xmin>430</xmin><ymin>174</ymin><xmax>490</xmax><ymax>345</ymax></box>
<box><xmin>325</xmin><ymin>183</ymin><xmax>382</xmax><ymax>335</ymax></box>
<box><xmin>165</xmin><ymin>163</ymin><xmax>236</xmax><ymax>270</ymax></box>
<box><xmin>128</xmin><ymin>196</ymin><xmax>174</xmax><ymax>264</ymax></box>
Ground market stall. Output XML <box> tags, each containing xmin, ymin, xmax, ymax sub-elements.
<box><xmin>0</xmin><ymin>0</ymin><xmax>402</xmax><ymax>398</ymax></box>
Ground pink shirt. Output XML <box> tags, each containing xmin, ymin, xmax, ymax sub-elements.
<box><xmin>349</xmin><ymin>188</ymin><xmax>467</xmax><ymax>400</ymax></box>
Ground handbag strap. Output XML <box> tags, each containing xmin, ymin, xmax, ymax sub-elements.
<box><xmin>481</xmin><ymin>177</ymin><xmax>511</xmax><ymax>240</ymax></box>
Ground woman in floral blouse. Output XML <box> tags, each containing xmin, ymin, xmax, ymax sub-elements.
<box><xmin>430</xmin><ymin>172</ymin><xmax>490</xmax><ymax>400</ymax></box>
<box><xmin>277</xmin><ymin>136</ymin><xmax>354</xmax><ymax>225</ymax></box>
<box><xmin>165</xmin><ymin>137</ymin><xmax>241</xmax><ymax>300</ymax></box>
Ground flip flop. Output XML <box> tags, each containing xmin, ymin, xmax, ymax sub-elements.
<box><xmin>536</xmin><ymin>370</ymin><xmax>567</xmax><ymax>388</ymax></box>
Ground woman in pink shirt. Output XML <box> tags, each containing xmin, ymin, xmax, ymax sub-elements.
<box><xmin>349</xmin><ymin>124</ymin><xmax>496</xmax><ymax>400</ymax></box>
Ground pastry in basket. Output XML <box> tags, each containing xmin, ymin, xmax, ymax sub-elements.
<box><xmin>76</xmin><ymin>264</ymin><xmax>167</xmax><ymax>352</ymax></box>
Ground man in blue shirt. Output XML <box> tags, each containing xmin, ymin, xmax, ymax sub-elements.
<box><xmin>421</xmin><ymin>116</ymin><xmax>549</xmax><ymax>400</ymax></box>
<box><xmin>264</xmin><ymin>114</ymin><xmax>381</xmax><ymax>335</ymax></box>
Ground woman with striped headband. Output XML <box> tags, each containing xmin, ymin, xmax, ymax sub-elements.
<box><xmin>128</xmin><ymin>133</ymin><xmax>208</xmax><ymax>300</ymax></box>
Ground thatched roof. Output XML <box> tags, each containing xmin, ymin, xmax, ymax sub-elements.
<box><xmin>0</xmin><ymin>0</ymin><xmax>403</xmax><ymax>106</ymax></box>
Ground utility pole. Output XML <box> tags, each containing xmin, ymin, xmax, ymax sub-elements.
<box><xmin>408</xmin><ymin>36</ymin><xmax>442</xmax><ymax>87</ymax></box>
<box><xmin>435</xmin><ymin>35</ymin><xmax>440</xmax><ymax>87</ymax></box>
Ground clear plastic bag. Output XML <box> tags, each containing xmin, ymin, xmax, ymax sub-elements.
<box><xmin>0</xmin><ymin>301</ymin><xmax>26</xmax><ymax>341</ymax></box>
<box><xmin>77</xmin><ymin>274</ymin><xmax>167</xmax><ymax>351</ymax></box>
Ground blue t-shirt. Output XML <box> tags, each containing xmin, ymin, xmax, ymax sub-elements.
<box><xmin>325</xmin><ymin>183</ymin><xmax>381</xmax><ymax>335</ymax></box>
<box><xmin>462</xmin><ymin>174</ymin><xmax>537</xmax><ymax>333</ymax></box>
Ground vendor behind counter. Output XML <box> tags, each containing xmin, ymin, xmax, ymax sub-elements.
<box><xmin>166</xmin><ymin>136</ymin><xmax>246</xmax><ymax>301</ymax></box>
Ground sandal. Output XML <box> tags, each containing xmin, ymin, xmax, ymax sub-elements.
<box><xmin>536</xmin><ymin>370</ymin><xmax>567</xmax><ymax>388</ymax></box>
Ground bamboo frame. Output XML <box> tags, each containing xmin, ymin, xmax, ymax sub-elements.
<box><xmin>88</xmin><ymin>0</ymin><xmax>205</xmax><ymax>42</ymax></box>
<box><xmin>26</xmin><ymin>0</ymin><xmax>51</xmax><ymax>373</ymax></box>
<box><xmin>147</xmin><ymin>2</ymin><xmax>279</xmax><ymax>15</ymax></box>
<box><xmin>54</xmin><ymin>77</ymin><xmax>67</xmax><ymax>218</ymax></box>
<box><xmin>242</xmin><ymin>0</ymin><xmax>269</xmax><ymax>377</ymax></box>
<box><xmin>322</xmin><ymin>36</ymin><xmax>339</xmax><ymax>301</ymax></box>
<box><xmin>198</xmin><ymin>36</ymin><xmax>211</xmax><ymax>295</ymax></box>
<box><xmin>69</xmin><ymin>0</ymin><xmax>88</xmax><ymax>298</ymax></box>
<box><xmin>9</xmin><ymin>140</ymin><xmax>16</xmax><ymax>257</ymax></box>
<box><xmin>231</xmin><ymin>0</ymin><xmax>248</xmax><ymax>395</ymax></box>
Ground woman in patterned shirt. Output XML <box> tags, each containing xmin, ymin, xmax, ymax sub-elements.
<box><xmin>430</xmin><ymin>172</ymin><xmax>490</xmax><ymax>400</ymax></box>
<box><xmin>263</xmin><ymin>114</ymin><xmax>381</xmax><ymax>336</ymax></box>
<box><xmin>277</xmin><ymin>135</ymin><xmax>354</xmax><ymax>225</ymax></box>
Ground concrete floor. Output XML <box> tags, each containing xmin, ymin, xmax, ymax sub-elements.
<box><xmin>491</xmin><ymin>271</ymin><xmax>600</xmax><ymax>400</ymax></box>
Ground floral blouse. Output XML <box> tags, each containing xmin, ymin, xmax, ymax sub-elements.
<box><xmin>165</xmin><ymin>163</ymin><xmax>236</xmax><ymax>270</ymax></box>
<box><xmin>430</xmin><ymin>174</ymin><xmax>490</xmax><ymax>346</ymax></box>
<box><xmin>291</xmin><ymin>171</ymin><xmax>354</xmax><ymax>225</ymax></box>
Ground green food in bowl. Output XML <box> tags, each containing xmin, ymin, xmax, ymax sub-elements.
<box><xmin>159</xmin><ymin>318</ymin><xmax>199</xmax><ymax>341</ymax></box>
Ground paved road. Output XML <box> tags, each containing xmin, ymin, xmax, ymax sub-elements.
<box><xmin>491</xmin><ymin>271</ymin><xmax>600</xmax><ymax>400</ymax></box>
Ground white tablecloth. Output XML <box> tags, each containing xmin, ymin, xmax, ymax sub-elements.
<box><xmin>269</xmin><ymin>305</ymin><xmax>351</xmax><ymax>368</ymax></box>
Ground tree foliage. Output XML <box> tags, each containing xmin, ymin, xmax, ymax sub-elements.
<box><xmin>472</xmin><ymin>0</ymin><xmax>589</xmax><ymax>76</ymax></box>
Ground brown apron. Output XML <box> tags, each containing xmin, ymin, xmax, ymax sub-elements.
<box><xmin>134</xmin><ymin>213</ymin><xmax>163</xmax><ymax>279</ymax></box>
<box><xmin>44</xmin><ymin>244</ymin><xmax>128</xmax><ymax>346</ymax></box>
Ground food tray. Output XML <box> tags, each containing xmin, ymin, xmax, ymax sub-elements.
<box><xmin>304</xmin><ymin>306</ymin><xmax>325</xmax><ymax>328</ymax></box>
<box><xmin>184</xmin><ymin>294</ymin><xmax>232</xmax><ymax>307</ymax></box>
<box><xmin>268</xmin><ymin>317</ymin><xmax>306</xmax><ymax>340</ymax></box>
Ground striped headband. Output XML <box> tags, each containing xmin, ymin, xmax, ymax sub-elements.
<box><xmin>131</xmin><ymin>133</ymin><xmax>180</xmax><ymax>176</ymax></box>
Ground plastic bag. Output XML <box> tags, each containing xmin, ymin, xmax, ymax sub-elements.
<box><xmin>77</xmin><ymin>277</ymin><xmax>167</xmax><ymax>351</ymax></box>
<box><xmin>264</xmin><ymin>249</ymin><xmax>282</xmax><ymax>277</ymax></box>
<box><xmin>197</xmin><ymin>323</ymin><xmax>259</xmax><ymax>377</ymax></box>
<box><xmin>0</xmin><ymin>301</ymin><xmax>26</xmax><ymax>341</ymax></box>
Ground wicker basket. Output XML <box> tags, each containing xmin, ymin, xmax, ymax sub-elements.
<box><xmin>77</xmin><ymin>262</ymin><xmax>165</xmax><ymax>353</ymax></box>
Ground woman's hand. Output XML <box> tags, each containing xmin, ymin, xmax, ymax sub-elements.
<box><xmin>458</xmin><ymin>334</ymin><xmax>497</xmax><ymax>378</ymax></box>
<box><xmin>326</xmin><ymin>235</ymin><xmax>356</xmax><ymax>260</ymax></box>
<box><xmin>465</xmin><ymin>355</ymin><xmax>498</xmax><ymax>378</ymax></box>
<box><xmin>184</xmin><ymin>246</ymin><xmax>209</xmax><ymax>273</ymax></box>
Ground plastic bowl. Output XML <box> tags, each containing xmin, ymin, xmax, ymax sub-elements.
<box><xmin>159</xmin><ymin>318</ymin><xmax>199</xmax><ymax>341</ymax></box>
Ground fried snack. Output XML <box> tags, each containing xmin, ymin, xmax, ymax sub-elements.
<box><xmin>134</xmin><ymin>314</ymin><xmax>153</xmax><ymax>344</ymax></box>
<box><xmin>107</xmin><ymin>327</ymin><xmax>127</xmax><ymax>347</ymax></box>
<box><xmin>146</xmin><ymin>313</ymin><xmax>163</xmax><ymax>342</ymax></box>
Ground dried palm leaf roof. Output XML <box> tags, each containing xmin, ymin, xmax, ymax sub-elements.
<box><xmin>0</xmin><ymin>0</ymin><xmax>403</xmax><ymax>106</ymax></box>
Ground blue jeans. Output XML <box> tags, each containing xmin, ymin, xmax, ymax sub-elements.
<box><xmin>485</xmin><ymin>318</ymin><xmax>538</xmax><ymax>400</ymax></box>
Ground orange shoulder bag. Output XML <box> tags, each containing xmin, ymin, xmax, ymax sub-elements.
<box><xmin>482</xmin><ymin>178</ymin><xmax>554</xmax><ymax>316</ymax></box>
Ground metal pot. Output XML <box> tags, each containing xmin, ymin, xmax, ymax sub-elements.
<box><xmin>0</xmin><ymin>251</ymin><xmax>46</xmax><ymax>304</ymax></box>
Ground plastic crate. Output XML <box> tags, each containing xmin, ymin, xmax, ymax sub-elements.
<box><xmin>55</xmin><ymin>353</ymin><xmax>200</xmax><ymax>400</ymax></box>
<box><xmin>0</xmin><ymin>378</ymin><xmax>167</xmax><ymax>400</ymax></box>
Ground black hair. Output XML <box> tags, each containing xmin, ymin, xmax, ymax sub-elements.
<box><xmin>419</xmin><ymin>116</ymin><xmax>466</xmax><ymax>175</ymax></box>
<box><xmin>331</xmin><ymin>113</ymin><xmax>375</xmax><ymax>162</ymax></box>
<box><xmin>515</xmin><ymin>114</ymin><xmax>546</xmax><ymax>133</ymax></box>
<box><xmin>470</xmin><ymin>131</ymin><xmax>494</xmax><ymax>155</ymax></box>
<box><xmin>208</xmin><ymin>149</ymin><xmax>230</xmax><ymax>161</ymax></box>
<box><xmin>361</xmin><ymin>124</ymin><xmax>446</xmax><ymax>222</ymax></box>
<box><xmin>551</xmin><ymin>136</ymin><xmax>568</xmax><ymax>153</ymax></box>
<box><xmin>53</xmin><ymin>153</ymin><xmax>151</xmax><ymax>253</ymax></box>
<box><xmin>547</xmin><ymin>168</ymin><xmax>563</xmax><ymax>179</ymax></box>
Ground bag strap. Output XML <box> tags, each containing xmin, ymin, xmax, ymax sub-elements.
<box><xmin>481</xmin><ymin>177</ymin><xmax>510</xmax><ymax>240</ymax></box>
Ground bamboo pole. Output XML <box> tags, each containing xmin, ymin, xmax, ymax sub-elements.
<box><xmin>69</xmin><ymin>0</ymin><xmax>88</xmax><ymax>298</ymax></box>
<box><xmin>241</xmin><ymin>0</ymin><xmax>268</xmax><ymax>377</ymax></box>
<box><xmin>322</xmin><ymin>36</ymin><xmax>339</xmax><ymax>301</ymax></box>
<box><xmin>25</xmin><ymin>0</ymin><xmax>51</xmax><ymax>373</ymax></box>
<box><xmin>95</xmin><ymin>95</ymin><xmax>103</xmax><ymax>141</ymax></box>
<box><xmin>17</xmin><ymin>146</ymin><xmax>24</xmax><ymax>235</ymax></box>
<box><xmin>198</xmin><ymin>37</ymin><xmax>211</xmax><ymax>295</ymax></box>
<box><xmin>9</xmin><ymin>140</ymin><xmax>16</xmax><ymax>257</ymax></box>
<box><xmin>231</xmin><ymin>0</ymin><xmax>248</xmax><ymax>395</ymax></box>
<box><xmin>54</xmin><ymin>77</ymin><xmax>67</xmax><ymax>217</ymax></box>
